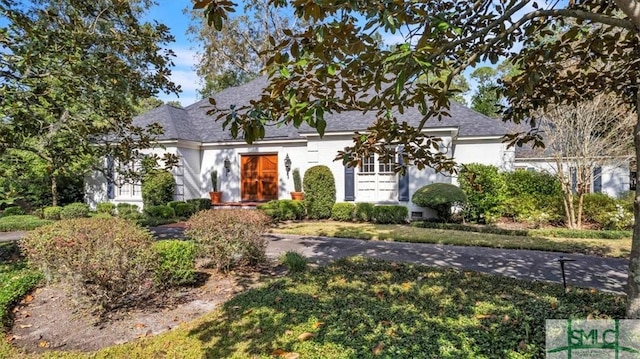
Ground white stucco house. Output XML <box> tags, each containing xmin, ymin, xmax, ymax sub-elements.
<box><xmin>85</xmin><ymin>77</ymin><xmax>631</xmax><ymax>217</ymax></box>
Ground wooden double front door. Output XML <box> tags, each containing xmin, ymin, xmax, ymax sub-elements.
<box><xmin>241</xmin><ymin>154</ymin><xmax>278</xmax><ymax>201</ymax></box>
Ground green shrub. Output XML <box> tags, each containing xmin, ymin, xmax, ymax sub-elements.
<box><xmin>141</xmin><ymin>170</ymin><xmax>175</xmax><ymax>207</ymax></box>
<box><xmin>60</xmin><ymin>202</ymin><xmax>90</xmax><ymax>219</ymax></box>
<box><xmin>144</xmin><ymin>205</ymin><xmax>175</xmax><ymax>219</ymax></box>
<box><xmin>167</xmin><ymin>201</ymin><xmax>184</xmax><ymax>209</ymax></box>
<box><xmin>412</xmin><ymin>221</ymin><xmax>530</xmax><ymax>236</ymax></box>
<box><xmin>303</xmin><ymin>165</ymin><xmax>336</xmax><ymax>219</ymax></box>
<box><xmin>504</xmin><ymin>170</ymin><xmax>562</xmax><ymax>197</ymax></box>
<box><xmin>257</xmin><ymin>200</ymin><xmax>305</xmax><ymax>221</ymax></box>
<box><xmin>96</xmin><ymin>202</ymin><xmax>116</xmax><ymax>215</ymax></box>
<box><xmin>279</xmin><ymin>251</ymin><xmax>307</xmax><ymax>273</ymax></box>
<box><xmin>186</xmin><ymin>198</ymin><xmax>212</xmax><ymax>212</ymax></box>
<box><xmin>0</xmin><ymin>215</ymin><xmax>53</xmax><ymax>232</ymax></box>
<box><xmin>582</xmin><ymin>193</ymin><xmax>618</xmax><ymax>228</ymax></box>
<box><xmin>43</xmin><ymin>206</ymin><xmax>63</xmax><ymax>220</ymax></box>
<box><xmin>331</xmin><ymin>203</ymin><xmax>355</xmax><ymax>221</ymax></box>
<box><xmin>411</xmin><ymin>183</ymin><xmax>466</xmax><ymax>222</ymax></box>
<box><xmin>278</xmin><ymin>200</ymin><xmax>305</xmax><ymax>220</ymax></box>
<box><xmin>185</xmin><ymin>209</ymin><xmax>270</xmax><ymax>272</ymax></box>
<box><xmin>458</xmin><ymin>163</ymin><xmax>507</xmax><ymax>223</ymax></box>
<box><xmin>174</xmin><ymin>202</ymin><xmax>196</xmax><ymax>218</ymax></box>
<box><xmin>2</xmin><ymin>206</ymin><xmax>25</xmax><ymax>217</ymax></box>
<box><xmin>32</xmin><ymin>208</ymin><xmax>44</xmax><ymax>219</ymax></box>
<box><xmin>20</xmin><ymin>218</ymin><xmax>157</xmax><ymax>313</ymax></box>
<box><xmin>355</xmin><ymin>202</ymin><xmax>375</xmax><ymax>222</ymax></box>
<box><xmin>116</xmin><ymin>203</ymin><xmax>143</xmax><ymax>222</ymax></box>
<box><xmin>153</xmin><ymin>240</ymin><xmax>198</xmax><ymax>287</ymax></box>
<box><xmin>531</xmin><ymin>228</ymin><xmax>631</xmax><ymax>240</ymax></box>
<box><xmin>257</xmin><ymin>200</ymin><xmax>281</xmax><ymax>220</ymax></box>
<box><xmin>373</xmin><ymin>205</ymin><xmax>408</xmax><ymax>224</ymax></box>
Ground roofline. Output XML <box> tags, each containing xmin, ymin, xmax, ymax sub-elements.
<box><xmin>299</xmin><ymin>127</ymin><xmax>460</xmax><ymax>137</ymax></box>
<box><xmin>455</xmin><ymin>135</ymin><xmax>505</xmax><ymax>141</ymax></box>
<box><xmin>201</xmin><ymin>138</ymin><xmax>308</xmax><ymax>147</ymax></box>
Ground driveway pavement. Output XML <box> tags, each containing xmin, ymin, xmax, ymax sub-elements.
<box><xmin>5</xmin><ymin>227</ymin><xmax>630</xmax><ymax>294</ymax></box>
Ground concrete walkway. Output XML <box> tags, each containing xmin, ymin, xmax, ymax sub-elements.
<box><xmin>4</xmin><ymin>227</ymin><xmax>629</xmax><ymax>294</ymax></box>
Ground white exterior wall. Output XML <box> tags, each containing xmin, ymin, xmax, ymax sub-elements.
<box><xmin>200</xmin><ymin>141</ymin><xmax>308</xmax><ymax>202</ymax></box>
<box><xmin>176</xmin><ymin>145</ymin><xmax>202</xmax><ymax>200</ymax></box>
<box><xmin>514</xmin><ymin>159</ymin><xmax>631</xmax><ymax>198</ymax></box>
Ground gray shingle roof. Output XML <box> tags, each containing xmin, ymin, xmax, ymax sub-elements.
<box><xmin>133</xmin><ymin>76</ymin><xmax>508</xmax><ymax>143</ymax></box>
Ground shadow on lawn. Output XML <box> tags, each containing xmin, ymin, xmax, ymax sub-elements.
<box><xmin>186</xmin><ymin>258</ymin><xmax>626</xmax><ymax>358</ymax></box>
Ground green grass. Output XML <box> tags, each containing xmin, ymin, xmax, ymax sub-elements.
<box><xmin>9</xmin><ymin>257</ymin><xmax>623</xmax><ymax>358</ymax></box>
<box><xmin>273</xmin><ymin>221</ymin><xmax>631</xmax><ymax>258</ymax></box>
<box><xmin>0</xmin><ymin>242</ymin><xmax>42</xmax><ymax>330</ymax></box>
<box><xmin>0</xmin><ymin>215</ymin><xmax>53</xmax><ymax>232</ymax></box>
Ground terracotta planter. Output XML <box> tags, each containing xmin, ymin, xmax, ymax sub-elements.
<box><xmin>290</xmin><ymin>192</ymin><xmax>304</xmax><ymax>201</ymax></box>
<box><xmin>209</xmin><ymin>191</ymin><xmax>222</xmax><ymax>204</ymax></box>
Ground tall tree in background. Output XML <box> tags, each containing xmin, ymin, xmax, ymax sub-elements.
<box><xmin>470</xmin><ymin>67</ymin><xmax>500</xmax><ymax>117</ymax></box>
<box><xmin>0</xmin><ymin>0</ymin><xmax>179</xmax><ymax>206</ymax></box>
<box><xmin>187</xmin><ymin>0</ymin><xmax>299</xmax><ymax>96</ymax></box>
<box><xmin>197</xmin><ymin>0</ymin><xmax>640</xmax><ymax>317</ymax></box>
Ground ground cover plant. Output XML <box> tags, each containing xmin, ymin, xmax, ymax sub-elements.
<box><xmin>9</xmin><ymin>257</ymin><xmax>623</xmax><ymax>358</ymax></box>
<box><xmin>274</xmin><ymin>221</ymin><xmax>631</xmax><ymax>258</ymax></box>
<box><xmin>0</xmin><ymin>215</ymin><xmax>52</xmax><ymax>232</ymax></box>
<box><xmin>0</xmin><ymin>242</ymin><xmax>42</xmax><ymax>330</ymax></box>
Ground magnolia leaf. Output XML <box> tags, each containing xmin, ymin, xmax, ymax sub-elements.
<box><xmin>297</xmin><ymin>332</ymin><xmax>314</xmax><ymax>341</ymax></box>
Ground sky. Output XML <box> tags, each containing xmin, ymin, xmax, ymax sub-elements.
<box><xmin>146</xmin><ymin>1</ymin><xmax>552</xmax><ymax>107</ymax></box>
<box><xmin>147</xmin><ymin>1</ymin><xmax>201</xmax><ymax>107</ymax></box>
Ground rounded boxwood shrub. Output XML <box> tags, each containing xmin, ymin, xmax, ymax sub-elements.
<box><xmin>20</xmin><ymin>218</ymin><xmax>157</xmax><ymax>313</ymax></box>
<box><xmin>355</xmin><ymin>202</ymin><xmax>375</xmax><ymax>222</ymax></box>
<box><xmin>174</xmin><ymin>202</ymin><xmax>196</xmax><ymax>218</ymax></box>
<box><xmin>96</xmin><ymin>202</ymin><xmax>116</xmax><ymax>216</ymax></box>
<box><xmin>141</xmin><ymin>170</ymin><xmax>175</xmax><ymax>207</ymax></box>
<box><xmin>185</xmin><ymin>209</ymin><xmax>270</xmax><ymax>272</ymax></box>
<box><xmin>582</xmin><ymin>193</ymin><xmax>618</xmax><ymax>228</ymax></box>
<box><xmin>256</xmin><ymin>200</ymin><xmax>281</xmax><ymax>220</ymax></box>
<box><xmin>43</xmin><ymin>206</ymin><xmax>63</xmax><ymax>220</ymax></box>
<box><xmin>331</xmin><ymin>203</ymin><xmax>355</xmax><ymax>221</ymax></box>
<box><xmin>2</xmin><ymin>206</ymin><xmax>25</xmax><ymax>217</ymax></box>
<box><xmin>303</xmin><ymin>165</ymin><xmax>336</xmax><ymax>219</ymax></box>
<box><xmin>60</xmin><ymin>202</ymin><xmax>90</xmax><ymax>219</ymax></box>
<box><xmin>278</xmin><ymin>200</ymin><xmax>305</xmax><ymax>220</ymax></box>
<box><xmin>153</xmin><ymin>240</ymin><xmax>198</xmax><ymax>287</ymax></box>
<box><xmin>412</xmin><ymin>183</ymin><xmax>466</xmax><ymax>222</ymax></box>
<box><xmin>144</xmin><ymin>204</ymin><xmax>175</xmax><ymax>219</ymax></box>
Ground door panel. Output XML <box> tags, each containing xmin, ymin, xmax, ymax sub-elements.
<box><xmin>241</xmin><ymin>155</ymin><xmax>278</xmax><ymax>201</ymax></box>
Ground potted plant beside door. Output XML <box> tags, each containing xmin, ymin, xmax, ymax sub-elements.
<box><xmin>209</xmin><ymin>170</ymin><xmax>222</xmax><ymax>204</ymax></box>
<box><xmin>290</xmin><ymin>168</ymin><xmax>304</xmax><ymax>200</ymax></box>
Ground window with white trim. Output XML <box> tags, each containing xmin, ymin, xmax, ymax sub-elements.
<box><xmin>357</xmin><ymin>153</ymin><xmax>397</xmax><ymax>201</ymax></box>
<box><xmin>114</xmin><ymin>161</ymin><xmax>142</xmax><ymax>199</ymax></box>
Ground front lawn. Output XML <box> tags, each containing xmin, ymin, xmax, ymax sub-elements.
<box><xmin>273</xmin><ymin>221</ymin><xmax>631</xmax><ymax>258</ymax></box>
<box><xmin>9</xmin><ymin>257</ymin><xmax>621</xmax><ymax>358</ymax></box>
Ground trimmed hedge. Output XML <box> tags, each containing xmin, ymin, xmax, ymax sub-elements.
<box><xmin>60</xmin><ymin>202</ymin><xmax>90</xmax><ymax>219</ymax></box>
<box><xmin>174</xmin><ymin>202</ymin><xmax>196</xmax><ymax>218</ymax></box>
<box><xmin>2</xmin><ymin>206</ymin><xmax>25</xmax><ymax>217</ymax></box>
<box><xmin>412</xmin><ymin>221</ymin><xmax>530</xmax><ymax>236</ymax></box>
<box><xmin>186</xmin><ymin>198</ymin><xmax>212</xmax><ymax>212</ymax></box>
<box><xmin>43</xmin><ymin>206</ymin><xmax>63</xmax><ymax>220</ymax></box>
<box><xmin>303</xmin><ymin>165</ymin><xmax>336</xmax><ymax>219</ymax></box>
<box><xmin>331</xmin><ymin>203</ymin><xmax>355</xmax><ymax>221</ymax></box>
<box><xmin>144</xmin><ymin>205</ymin><xmax>175</xmax><ymax>219</ymax></box>
<box><xmin>373</xmin><ymin>205</ymin><xmax>408</xmax><ymax>224</ymax></box>
<box><xmin>355</xmin><ymin>202</ymin><xmax>375</xmax><ymax>222</ymax></box>
<box><xmin>0</xmin><ymin>215</ymin><xmax>53</xmax><ymax>232</ymax></box>
<box><xmin>96</xmin><ymin>202</ymin><xmax>116</xmax><ymax>215</ymax></box>
<box><xmin>257</xmin><ymin>200</ymin><xmax>305</xmax><ymax>221</ymax></box>
<box><xmin>458</xmin><ymin>163</ymin><xmax>507</xmax><ymax>223</ymax></box>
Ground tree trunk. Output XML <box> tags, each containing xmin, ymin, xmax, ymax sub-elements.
<box><xmin>51</xmin><ymin>175</ymin><xmax>58</xmax><ymax>207</ymax></box>
<box><xmin>626</xmin><ymin>84</ymin><xmax>640</xmax><ymax>318</ymax></box>
<box><xmin>576</xmin><ymin>191</ymin><xmax>584</xmax><ymax>230</ymax></box>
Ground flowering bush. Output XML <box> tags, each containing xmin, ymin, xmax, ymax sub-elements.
<box><xmin>185</xmin><ymin>209</ymin><xmax>269</xmax><ymax>272</ymax></box>
<box><xmin>19</xmin><ymin>218</ymin><xmax>157</xmax><ymax>314</ymax></box>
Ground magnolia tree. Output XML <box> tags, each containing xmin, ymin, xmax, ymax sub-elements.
<box><xmin>195</xmin><ymin>1</ymin><xmax>640</xmax><ymax>316</ymax></box>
